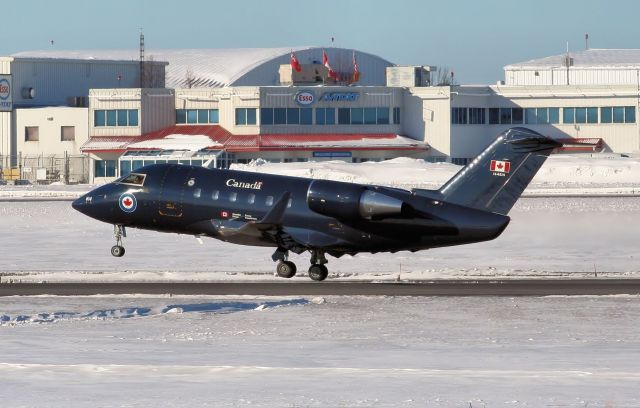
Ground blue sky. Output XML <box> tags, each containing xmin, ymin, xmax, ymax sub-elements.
<box><xmin>3</xmin><ymin>0</ymin><xmax>639</xmax><ymax>84</ymax></box>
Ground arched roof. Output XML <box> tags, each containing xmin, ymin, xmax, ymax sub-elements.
<box><xmin>12</xmin><ymin>47</ymin><xmax>394</xmax><ymax>88</ymax></box>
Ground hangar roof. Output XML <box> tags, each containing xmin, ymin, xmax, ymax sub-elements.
<box><xmin>13</xmin><ymin>47</ymin><xmax>393</xmax><ymax>88</ymax></box>
<box><xmin>505</xmin><ymin>49</ymin><xmax>640</xmax><ymax>70</ymax></box>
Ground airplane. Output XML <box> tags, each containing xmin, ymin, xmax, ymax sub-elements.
<box><xmin>72</xmin><ymin>127</ymin><xmax>561</xmax><ymax>281</ymax></box>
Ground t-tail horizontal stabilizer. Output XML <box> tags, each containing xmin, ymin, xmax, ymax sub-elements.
<box><xmin>438</xmin><ymin>127</ymin><xmax>562</xmax><ymax>215</ymax></box>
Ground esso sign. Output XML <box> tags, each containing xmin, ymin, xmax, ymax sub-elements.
<box><xmin>294</xmin><ymin>91</ymin><xmax>315</xmax><ymax>105</ymax></box>
<box><xmin>0</xmin><ymin>79</ymin><xmax>10</xmax><ymax>100</ymax></box>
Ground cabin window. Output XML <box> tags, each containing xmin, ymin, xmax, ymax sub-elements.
<box><xmin>265</xmin><ymin>196</ymin><xmax>274</xmax><ymax>206</ymax></box>
<box><xmin>211</xmin><ymin>190</ymin><xmax>219</xmax><ymax>200</ymax></box>
<box><xmin>229</xmin><ymin>192</ymin><xmax>237</xmax><ymax>202</ymax></box>
<box><xmin>287</xmin><ymin>198</ymin><xmax>293</xmax><ymax>208</ymax></box>
<box><xmin>247</xmin><ymin>194</ymin><xmax>255</xmax><ymax>204</ymax></box>
<box><xmin>193</xmin><ymin>188</ymin><xmax>201</xmax><ymax>198</ymax></box>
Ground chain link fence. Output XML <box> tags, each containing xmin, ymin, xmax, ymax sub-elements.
<box><xmin>1</xmin><ymin>154</ymin><xmax>90</xmax><ymax>184</ymax></box>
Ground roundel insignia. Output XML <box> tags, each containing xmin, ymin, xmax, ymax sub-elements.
<box><xmin>119</xmin><ymin>193</ymin><xmax>137</xmax><ymax>213</ymax></box>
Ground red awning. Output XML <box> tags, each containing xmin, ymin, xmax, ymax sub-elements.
<box><xmin>82</xmin><ymin>125</ymin><xmax>429</xmax><ymax>154</ymax></box>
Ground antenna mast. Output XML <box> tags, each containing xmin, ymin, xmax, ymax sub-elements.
<box><xmin>139</xmin><ymin>30</ymin><xmax>145</xmax><ymax>88</ymax></box>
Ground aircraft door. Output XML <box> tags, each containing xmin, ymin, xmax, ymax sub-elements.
<box><xmin>158</xmin><ymin>165</ymin><xmax>193</xmax><ymax>218</ymax></box>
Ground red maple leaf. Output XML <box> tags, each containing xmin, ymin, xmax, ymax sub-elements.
<box><xmin>123</xmin><ymin>198</ymin><xmax>133</xmax><ymax>207</ymax></box>
<box><xmin>496</xmin><ymin>162</ymin><xmax>503</xmax><ymax>169</ymax></box>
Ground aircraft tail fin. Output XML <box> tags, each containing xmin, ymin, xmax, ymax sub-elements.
<box><xmin>437</xmin><ymin>127</ymin><xmax>561</xmax><ymax>215</ymax></box>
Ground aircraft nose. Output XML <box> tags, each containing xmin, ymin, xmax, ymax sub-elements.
<box><xmin>72</xmin><ymin>195</ymin><xmax>89</xmax><ymax>214</ymax></box>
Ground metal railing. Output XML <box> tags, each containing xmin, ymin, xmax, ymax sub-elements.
<box><xmin>0</xmin><ymin>154</ymin><xmax>90</xmax><ymax>184</ymax></box>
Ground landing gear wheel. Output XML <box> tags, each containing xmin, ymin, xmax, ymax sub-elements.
<box><xmin>111</xmin><ymin>245</ymin><xmax>125</xmax><ymax>257</ymax></box>
<box><xmin>276</xmin><ymin>261</ymin><xmax>297</xmax><ymax>278</ymax></box>
<box><xmin>308</xmin><ymin>264</ymin><xmax>328</xmax><ymax>282</ymax></box>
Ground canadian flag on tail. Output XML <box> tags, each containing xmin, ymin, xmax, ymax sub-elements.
<box><xmin>323</xmin><ymin>49</ymin><xmax>338</xmax><ymax>80</ymax></box>
<box><xmin>290</xmin><ymin>51</ymin><xmax>301</xmax><ymax>72</ymax></box>
<box><xmin>490</xmin><ymin>160</ymin><xmax>511</xmax><ymax>173</ymax></box>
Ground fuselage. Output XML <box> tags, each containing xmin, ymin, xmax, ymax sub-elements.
<box><xmin>73</xmin><ymin>163</ymin><xmax>510</xmax><ymax>257</ymax></box>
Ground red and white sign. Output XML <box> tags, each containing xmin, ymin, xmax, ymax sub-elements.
<box><xmin>490</xmin><ymin>160</ymin><xmax>511</xmax><ymax>173</ymax></box>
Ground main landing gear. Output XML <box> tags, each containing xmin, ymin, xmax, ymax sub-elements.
<box><xmin>272</xmin><ymin>248</ymin><xmax>329</xmax><ymax>282</ymax></box>
<box><xmin>111</xmin><ymin>224</ymin><xmax>126</xmax><ymax>257</ymax></box>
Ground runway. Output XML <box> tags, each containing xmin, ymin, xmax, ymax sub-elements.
<box><xmin>1</xmin><ymin>279</ymin><xmax>640</xmax><ymax>296</ymax></box>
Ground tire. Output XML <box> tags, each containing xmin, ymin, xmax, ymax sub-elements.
<box><xmin>111</xmin><ymin>245</ymin><xmax>125</xmax><ymax>257</ymax></box>
<box><xmin>308</xmin><ymin>264</ymin><xmax>329</xmax><ymax>282</ymax></box>
<box><xmin>276</xmin><ymin>261</ymin><xmax>297</xmax><ymax>278</ymax></box>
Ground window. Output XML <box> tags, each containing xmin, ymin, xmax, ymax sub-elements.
<box><xmin>489</xmin><ymin>108</ymin><xmax>500</xmax><ymax>124</ymax></box>
<box><xmin>379</xmin><ymin>107</ymin><xmax>391</xmax><ymax>125</ymax></box>
<box><xmin>587</xmin><ymin>107</ymin><xmax>598</xmax><ymax>124</ymax></box>
<box><xmin>351</xmin><ymin>108</ymin><xmax>364</xmax><ymax>124</ymax></box>
<box><xmin>525</xmin><ymin>108</ymin><xmax>536</xmax><ymax>124</ymax></box>
<box><xmin>209</xmin><ymin>109</ymin><xmax>219</xmax><ymax>123</ymax></box>
<box><xmin>274</xmin><ymin>108</ymin><xmax>286</xmax><ymax>125</ymax></box>
<box><xmin>451</xmin><ymin>108</ymin><xmax>467</xmax><ymax>125</ymax></box>
<box><xmin>94</xmin><ymin>160</ymin><xmax>116</xmax><ymax>177</ymax></box>
<box><xmin>316</xmin><ymin>108</ymin><xmax>335</xmax><ymax>125</ymax></box>
<box><xmin>211</xmin><ymin>190</ymin><xmax>219</xmax><ymax>200</ymax></box>
<box><xmin>575</xmin><ymin>108</ymin><xmax>587</xmax><ymax>124</ymax></box>
<box><xmin>512</xmin><ymin>108</ymin><xmax>523</xmax><ymax>124</ymax></box>
<box><xmin>287</xmin><ymin>108</ymin><xmax>300</xmax><ymax>125</ymax></box>
<box><xmin>364</xmin><ymin>108</ymin><xmax>377</xmax><ymax>124</ymax></box>
<box><xmin>119</xmin><ymin>160</ymin><xmax>132</xmax><ymax>176</ymax></box>
<box><xmin>611</xmin><ymin>106</ymin><xmax>625</xmax><ymax>123</ymax></box>
<box><xmin>176</xmin><ymin>109</ymin><xmax>219</xmax><ymax>124</ymax></box>
<box><xmin>260</xmin><ymin>108</ymin><xmax>273</xmax><ymax>125</ymax></box>
<box><xmin>106</xmin><ymin>110</ymin><xmax>117</xmax><ymax>126</ymax></box>
<box><xmin>247</xmin><ymin>193</ymin><xmax>255</xmax><ymax>204</ymax></box>
<box><xmin>229</xmin><ymin>192</ymin><xmax>237</xmax><ymax>202</ymax></box>
<box><xmin>392</xmin><ymin>107</ymin><xmax>400</xmax><ymax>124</ymax></box>
<box><xmin>536</xmin><ymin>108</ymin><xmax>548</xmax><ymax>124</ymax></box>
<box><xmin>117</xmin><ymin>110</ymin><xmax>128</xmax><ymax>126</ymax></box>
<box><xmin>118</xmin><ymin>173</ymin><xmax>146</xmax><ymax>186</ymax></box>
<box><xmin>187</xmin><ymin>109</ymin><xmax>197</xmax><ymax>124</ymax></box>
<box><xmin>61</xmin><ymin>126</ymin><xmax>75</xmax><ymax>141</ymax></box>
<box><xmin>235</xmin><ymin>108</ymin><xmax>257</xmax><ymax>125</ymax></box>
<box><xmin>549</xmin><ymin>108</ymin><xmax>560</xmax><ymax>124</ymax></box>
<box><xmin>95</xmin><ymin>110</ymin><xmax>106</xmax><ymax>126</ymax></box>
<box><xmin>95</xmin><ymin>109</ymin><xmax>139</xmax><ymax>127</ymax></box>
<box><xmin>601</xmin><ymin>107</ymin><xmax>612</xmax><ymax>123</ymax></box>
<box><xmin>193</xmin><ymin>188</ymin><xmax>202</xmax><ymax>198</ymax></box>
<box><xmin>25</xmin><ymin>126</ymin><xmax>39</xmax><ymax>141</ymax></box>
<box><xmin>499</xmin><ymin>108</ymin><xmax>512</xmax><ymax>124</ymax></box>
<box><xmin>265</xmin><ymin>196</ymin><xmax>274</xmax><ymax>206</ymax></box>
<box><xmin>563</xmin><ymin>108</ymin><xmax>575</xmax><ymax>124</ymax></box>
<box><xmin>338</xmin><ymin>108</ymin><xmax>350</xmax><ymax>124</ymax></box>
<box><xmin>625</xmin><ymin>106</ymin><xmax>636</xmax><ymax>123</ymax></box>
<box><xmin>300</xmin><ymin>108</ymin><xmax>312</xmax><ymax>125</ymax></box>
<box><xmin>468</xmin><ymin>108</ymin><xmax>485</xmax><ymax>124</ymax></box>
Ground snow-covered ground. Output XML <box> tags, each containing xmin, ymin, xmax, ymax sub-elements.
<box><xmin>2</xmin><ymin>154</ymin><xmax>640</xmax><ymax>200</ymax></box>
<box><xmin>1</xmin><ymin>295</ymin><xmax>639</xmax><ymax>407</ymax></box>
<box><xmin>0</xmin><ymin>197</ymin><xmax>639</xmax><ymax>282</ymax></box>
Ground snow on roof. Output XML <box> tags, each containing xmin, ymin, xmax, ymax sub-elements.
<box><xmin>505</xmin><ymin>49</ymin><xmax>640</xmax><ymax>69</ymax></box>
<box><xmin>127</xmin><ymin>134</ymin><xmax>223</xmax><ymax>151</ymax></box>
<box><xmin>12</xmin><ymin>47</ymin><xmax>314</xmax><ymax>88</ymax></box>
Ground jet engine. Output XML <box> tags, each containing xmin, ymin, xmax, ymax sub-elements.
<box><xmin>306</xmin><ymin>179</ymin><xmax>403</xmax><ymax>220</ymax></box>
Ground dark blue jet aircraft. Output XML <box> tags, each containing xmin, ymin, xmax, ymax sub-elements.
<box><xmin>73</xmin><ymin>127</ymin><xmax>561</xmax><ymax>281</ymax></box>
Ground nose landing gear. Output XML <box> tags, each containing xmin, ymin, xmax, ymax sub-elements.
<box><xmin>111</xmin><ymin>224</ymin><xmax>126</xmax><ymax>257</ymax></box>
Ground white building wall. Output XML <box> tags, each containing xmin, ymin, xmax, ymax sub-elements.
<box><xmin>404</xmin><ymin>87</ymin><xmax>451</xmax><ymax>158</ymax></box>
<box><xmin>15</xmin><ymin>107</ymin><xmax>88</xmax><ymax>156</ymax></box>
<box><xmin>506</xmin><ymin>67</ymin><xmax>640</xmax><ymax>87</ymax></box>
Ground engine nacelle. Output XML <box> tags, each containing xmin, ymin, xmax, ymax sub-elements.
<box><xmin>306</xmin><ymin>179</ymin><xmax>403</xmax><ymax>220</ymax></box>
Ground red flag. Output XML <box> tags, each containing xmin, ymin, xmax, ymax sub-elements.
<box><xmin>290</xmin><ymin>51</ymin><xmax>301</xmax><ymax>72</ymax></box>
<box><xmin>323</xmin><ymin>49</ymin><xmax>338</xmax><ymax>80</ymax></box>
<box><xmin>352</xmin><ymin>52</ymin><xmax>360</xmax><ymax>83</ymax></box>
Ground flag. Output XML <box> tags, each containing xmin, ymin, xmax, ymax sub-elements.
<box><xmin>290</xmin><ymin>51</ymin><xmax>301</xmax><ymax>73</ymax></box>
<box><xmin>490</xmin><ymin>160</ymin><xmax>511</xmax><ymax>173</ymax></box>
<box><xmin>323</xmin><ymin>49</ymin><xmax>338</xmax><ymax>80</ymax></box>
<box><xmin>352</xmin><ymin>52</ymin><xmax>360</xmax><ymax>83</ymax></box>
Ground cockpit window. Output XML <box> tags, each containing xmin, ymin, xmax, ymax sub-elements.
<box><xmin>117</xmin><ymin>173</ymin><xmax>146</xmax><ymax>186</ymax></box>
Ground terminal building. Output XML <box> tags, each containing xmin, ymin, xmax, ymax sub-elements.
<box><xmin>1</xmin><ymin>46</ymin><xmax>640</xmax><ymax>183</ymax></box>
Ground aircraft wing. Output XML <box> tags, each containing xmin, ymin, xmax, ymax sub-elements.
<box><xmin>211</xmin><ymin>192</ymin><xmax>291</xmax><ymax>239</ymax></box>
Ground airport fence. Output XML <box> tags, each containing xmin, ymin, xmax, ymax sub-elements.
<box><xmin>0</xmin><ymin>154</ymin><xmax>90</xmax><ymax>184</ymax></box>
